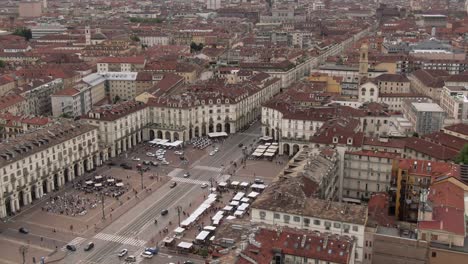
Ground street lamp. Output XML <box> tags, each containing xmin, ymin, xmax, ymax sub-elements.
<box><xmin>138</xmin><ymin>165</ymin><xmax>144</xmax><ymax>190</ymax></box>
<box><xmin>101</xmin><ymin>193</ymin><xmax>105</xmax><ymax>220</ymax></box>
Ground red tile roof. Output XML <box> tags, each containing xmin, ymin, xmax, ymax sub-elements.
<box><xmin>443</xmin><ymin>123</ymin><xmax>468</xmax><ymax>136</ymax></box>
<box><xmin>403</xmin><ymin>137</ymin><xmax>459</xmax><ymax>161</ymax></box>
<box><xmin>368</xmin><ymin>193</ymin><xmax>395</xmax><ymax>227</ymax></box>
<box><xmin>0</xmin><ymin>94</ymin><xmax>25</xmax><ymax>111</ymax></box>
<box><xmin>52</xmin><ymin>88</ymin><xmax>80</xmax><ymax>96</ymax></box>
<box><xmin>237</xmin><ymin>228</ymin><xmax>353</xmax><ymax>264</ymax></box>
<box><xmin>423</xmin><ymin>132</ymin><xmax>468</xmax><ymax>152</ymax></box>
<box><xmin>396</xmin><ymin>159</ymin><xmax>460</xmax><ymax>179</ymax></box>
<box><xmin>98</xmin><ymin>56</ymin><xmax>145</xmax><ymax>64</ymax></box>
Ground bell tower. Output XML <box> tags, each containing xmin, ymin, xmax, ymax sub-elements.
<box><xmin>85</xmin><ymin>25</ymin><xmax>91</xmax><ymax>46</ymax></box>
<box><xmin>359</xmin><ymin>43</ymin><xmax>369</xmax><ymax>79</ymax></box>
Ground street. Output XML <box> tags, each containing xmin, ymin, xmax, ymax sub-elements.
<box><xmin>59</xmin><ymin>122</ymin><xmax>261</xmax><ymax>264</ymax></box>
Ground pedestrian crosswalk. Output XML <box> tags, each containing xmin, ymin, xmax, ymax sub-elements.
<box><xmin>93</xmin><ymin>233</ymin><xmax>147</xmax><ymax>247</ymax></box>
<box><xmin>167</xmin><ymin>168</ymin><xmax>183</xmax><ymax>177</ymax></box>
<box><xmin>170</xmin><ymin>177</ymin><xmax>209</xmax><ymax>185</ymax></box>
<box><xmin>193</xmin><ymin>165</ymin><xmax>223</xmax><ymax>173</ymax></box>
<box><xmin>61</xmin><ymin>236</ymin><xmax>86</xmax><ymax>251</ymax></box>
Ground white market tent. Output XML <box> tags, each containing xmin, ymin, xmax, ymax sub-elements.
<box><xmin>238</xmin><ymin>203</ymin><xmax>249</xmax><ymax>211</ymax></box>
<box><xmin>222</xmin><ymin>205</ymin><xmax>233</xmax><ymax>211</ymax></box>
<box><xmin>95</xmin><ymin>175</ymin><xmax>102</xmax><ymax>180</ymax></box>
<box><xmin>165</xmin><ymin>140</ymin><xmax>183</xmax><ymax>147</ymax></box>
<box><xmin>107</xmin><ymin>178</ymin><xmax>115</xmax><ymax>182</ymax></box>
<box><xmin>240</xmin><ymin>197</ymin><xmax>250</xmax><ymax>203</ymax></box>
<box><xmin>203</xmin><ymin>226</ymin><xmax>216</xmax><ymax>231</ymax></box>
<box><xmin>149</xmin><ymin>138</ymin><xmax>169</xmax><ymax>145</ymax></box>
<box><xmin>212</xmin><ymin>211</ymin><xmax>224</xmax><ymax>221</ymax></box>
<box><xmin>94</xmin><ymin>183</ymin><xmax>102</xmax><ymax>187</ymax></box>
<box><xmin>272</xmin><ymin>142</ymin><xmax>279</xmax><ymax>146</ymax></box>
<box><xmin>247</xmin><ymin>191</ymin><xmax>260</xmax><ymax>198</ymax></box>
<box><xmin>218</xmin><ymin>182</ymin><xmax>228</xmax><ymax>187</ymax></box>
<box><xmin>116</xmin><ymin>182</ymin><xmax>124</xmax><ymax>187</ymax></box>
<box><xmin>231</xmin><ymin>181</ymin><xmax>240</xmax><ymax>186</ymax></box>
<box><xmin>196</xmin><ymin>230</ymin><xmax>211</xmax><ymax>241</ymax></box>
<box><xmin>229</xmin><ymin>201</ymin><xmax>240</xmax><ymax>206</ymax></box>
<box><xmin>240</xmin><ymin>182</ymin><xmax>250</xmax><ymax>187</ymax></box>
<box><xmin>256</xmin><ymin>145</ymin><xmax>268</xmax><ymax>150</ymax></box>
<box><xmin>232</xmin><ymin>192</ymin><xmax>245</xmax><ymax>201</ymax></box>
<box><xmin>259</xmin><ymin>136</ymin><xmax>273</xmax><ymax>141</ymax></box>
<box><xmin>177</xmin><ymin>242</ymin><xmax>193</xmax><ymax>249</ymax></box>
<box><xmin>180</xmin><ymin>194</ymin><xmax>217</xmax><ymax>227</ymax></box>
<box><xmin>265</xmin><ymin>143</ymin><xmax>271</xmax><ymax>146</ymax></box>
<box><xmin>234</xmin><ymin>210</ymin><xmax>245</xmax><ymax>217</ymax></box>
<box><xmin>174</xmin><ymin>227</ymin><xmax>185</xmax><ymax>233</ymax></box>
<box><xmin>263</xmin><ymin>152</ymin><xmax>275</xmax><ymax>157</ymax></box>
<box><xmin>208</xmin><ymin>132</ymin><xmax>228</xmax><ymax>138</ymax></box>
<box><xmin>252</xmin><ymin>152</ymin><xmax>263</xmax><ymax>157</ymax></box>
<box><xmin>85</xmin><ymin>180</ymin><xmax>93</xmax><ymax>185</ymax></box>
<box><xmin>251</xmin><ymin>184</ymin><xmax>266</xmax><ymax>190</ymax></box>
<box><xmin>226</xmin><ymin>215</ymin><xmax>236</xmax><ymax>220</ymax></box>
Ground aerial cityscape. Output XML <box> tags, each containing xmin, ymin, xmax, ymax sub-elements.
<box><xmin>0</xmin><ymin>0</ymin><xmax>467</xmax><ymax>263</ymax></box>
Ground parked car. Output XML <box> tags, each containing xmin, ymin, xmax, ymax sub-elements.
<box><xmin>131</xmin><ymin>157</ymin><xmax>141</xmax><ymax>161</ymax></box>
<box><xmin>18</xmin><ymin>227</ymin><xmax>29</xmax><ymax>234</ymax></box>
<box><xmin>144</xmin><ymin>247</ymin><xmax>158</xmax><ymax>255</ymax></box>
<box><xmin>161</xmin><ymin>209</ymin><xmax>169</xmax><ymax>216</ymax></box>
<box><xmin>169</xmin><ymin>182</ymin><xmax>177</xmax><ymax>188</ymax></box>
<box><xmin>141</xmin><ymin>251</ymin><xmax>153</xmax><ymax>259</ymax></box>
<box><xmin>124</xmin><ymin>255</ymin><xmax>136</xmax><ymax>262</ymax></box>
<box><xmin>66</xmin><ymin>244</ymin><xmax>76</xmax><ymax>251</ymax></box>
<box><xmin>118</xmin><ymin>248</ymin><xmax>128</xmax><ymax>257</ymax></box>
<box><xmin>209</xmin><ymin>151</ymin><xmax>216</xmax><ymax>156</ymax></box>
<box><xmin>183</xmin><ymin>172</ymin><xmax>190</xmax><ymax>178</ymax></box>
<box><xmin>142</xmin><ymin>160</ymin><xmax>151</xmax><ymax>165</ymax></box>
<box><xmin>84</xmin><ymin>242</ymin><xmax>94</xmax><ymax>251</ymax></box>
<box><xmin>150</xmin><ymin>161</ymin><xmax>159</xmax><ymax>166</ymax></box>
<box><xmin>254</xmin><ymin>179</ymin><xmax>264</xmax><ymax>184</ymax></box>
<box><xmin>161</xmin><ymin>161</ymin><xmax>170</xmax><ymax>165</ymax></box>
<box><xmin>201</xmin><ymin>183</ymin><xmax>209</xmax><ymax>188</ymax></box>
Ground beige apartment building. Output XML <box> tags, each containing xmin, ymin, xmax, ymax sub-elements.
<box><xmin>83</xmin><ymin>101</ymin><xmax>148</xmax><ymax>158</ymax></box>
<box><xmin>0</xmin><ymin>122</ymin><xmax>101</xmax><ymax>218</ymax></box>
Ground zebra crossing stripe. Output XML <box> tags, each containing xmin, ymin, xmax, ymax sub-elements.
<box><xmin>193</xmin><ymin>165</ymin><xmax>222</xmax><ymax>172</ymax></box>
<box><xmin>170</xmin><ymin>177</ymin><xmax>209</xmax><ymax>185</ymax></box>
<box><xmin>93</xmin><ymin>233</ymin><xmax>147</xmax><ymax>247</ymax></box>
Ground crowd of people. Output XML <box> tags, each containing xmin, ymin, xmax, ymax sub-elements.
<box><xmin>74</xmin><ymin>175</ymin><xmax>128</xmax><ymax>198</ymax></box>
<box><xmin>42</xmin><ymin>192</ymin><xmax>98</xmax><ymax>216</ymax></box>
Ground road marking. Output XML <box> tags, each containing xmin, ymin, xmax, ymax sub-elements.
<box><xmin>94</xmin><ymin>233</ymin><xmax>147</xmax><ymax>247</ymax></box>
<box><xmin>168</xmin><ymin>168</ymin><xmax>183</xmax><ymax>177</ymax></box>
<box><xmin>193</xmin><ymin>165</ymin><xmax>223</xmax><ymax>172</ymax></box>
<box><xmin>170</xmin><ymin>177</ymin><xmax>209</xmax><ymax>185</ymax></box>
<box><xmin>61</xmin><ymin>236</ymin><xmax>86</xmax><ymax>251</ymax></box>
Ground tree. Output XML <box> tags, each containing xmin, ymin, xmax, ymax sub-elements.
<box><xmin>455</xmin><ymin>144</ymin><xmax>468</xmax><ymax>165</ymax></box>
<box><xmin>190</xmin><ymin>42</ymin><xmax>203</xmax><ymax>53</ymax></box>
<box><xmin>0</xmin><ymin>60</ymin><xmax>5</xmax><ymax>68</ymax></box>
<box><xmin>12</xmin><ymin>28</ymin><xmax>32</xmax><ymax>41</ymax></box>
<box><xmin>130</xmin><ymin>35</ymin><xmax>140</xmax><ymax>42</ymax></box>
<box><xmin>113</xmin><ymin>95</ymin><xmax>121</xmax><ymax>104</ymax></box>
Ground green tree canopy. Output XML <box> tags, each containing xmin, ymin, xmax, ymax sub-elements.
<box><xmin>455</xmin><ymin>144</ymin><xmax>468</xmax><ymax>165</ymax></box>
<box><xmin>12</xmin><ymin>28</ymin><xmax>32</xmax><ymax>41</ymax></box>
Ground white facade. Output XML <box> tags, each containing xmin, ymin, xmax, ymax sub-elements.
<box><xmin>440</xmin><ymin>86</ymin><xmax>468</xmax><ymax>123</ymax></box>
<box><xmin>206</xmin><ymin>0</ymin><xmax>221</xmax><ymax>10</ymax></box>
<box><xmin>359</xmin><ymin>82</ymin><xmax>379</xmax><ymax>102</ymax></box>
<box><xmin>0</xmin><ymin>122</ymin><xmax>101</xmax><ymax>218</ymax></box>
<box><xmin>138</xmin><ymin>35</ymin><xmax>170</xmax><ymax>47</ymax></box>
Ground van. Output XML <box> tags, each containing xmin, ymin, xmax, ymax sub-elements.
<box><xmin>124</xmin><ymin>255</ymin><xmax>136</xmax><ymax>262</ymax></box>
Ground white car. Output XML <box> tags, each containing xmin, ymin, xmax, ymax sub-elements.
<box><xmin>141</xmin><ymin>251</ymin><xmax>153</xmax><ymax>259</ymax></box>
<box><xmin>209</xmin><ymin>151</ymin><xmax>216</xmax><ymax>156</ymax></box>
<box><xmin>131</xmin><ymin>157</ymin><xmax>141</xmax><ymax>161</ymax></box>
<box><xmin>146</xmin><ymin>152</ymin><xmax>155</xmax><ymax>157</ymax></box>
<box><xmin>183</xmin><ymin>172</ymin><xmax>190</xmax><ymax>178</ymax></box>
<box><xmin>161</xmin><ymin>161</ymin><xmax>170</xmax><ymax>165</ymax></box>
<box><xmin>118</xmin><ymin>248</ymin><xmax>128</xmax><ymax>257</ymax></box>
<box><xmin>201</xmin><ymin>183</ymin><xmax>209</xmax><ymax>188</ymax></box>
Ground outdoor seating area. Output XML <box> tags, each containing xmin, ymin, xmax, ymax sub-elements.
<box><xmin>74</xmin><ymin>175</ymin><xmax>128</xmax><ymax>198</ymax></box>
<box><xmin>250</xmin><ymin>142</ymin><xmax>279</xmax><ymax>159</ymax></box>
<box><xmin>148</xmin><ymin>138</ymin><xmax>183</xmax><ymax>149</ymax></box>
<box><xmin>189</xmin><ymin>137</ymin><xmax>213</xmax><ymax>150</ymax></box>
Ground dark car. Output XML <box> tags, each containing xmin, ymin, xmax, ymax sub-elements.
<box><xmin>84</xmin><ymin>242</ymin><xmax>94</xmax><ymax>251</ymax></box>
<box><xmin>160</xmin><ymin>209</ymin><xmax>169</xmax><ymax>216</ymax></box>
<box><xmin>120</xmin><ymin>163</ymin><xmax>132</xmax><ymax>170</ymax></box>
<box><xmin>66</xmin><ymin>244</ymin><xmax>76</xmax><ymax>251</ymax></box>
<box><xmin>169</xmin><ymin>182</ymin><xmax>177</xmax><ymax>188</ymax></box>
<box><xmin>142</xmin><ymin>160</ymin><xmax>151</xmax><ymax>165</ymax></box>
<box><xmin>18</xmin><ymin>227</ymin><xmax>29</xmax><ymax>234</ymax></box>
<box><xmin>150</xmin><ymin>161</ymin><xmax>159</xmax><ymax>166</ymax></box>
<box><xmin>238</xmin><ymin>143</ymin><xmax>243</xmax><ymax>148</ymax></box>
